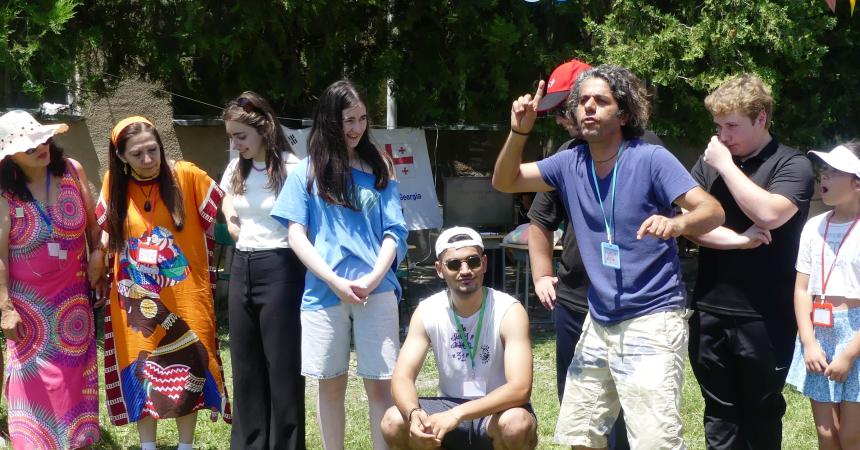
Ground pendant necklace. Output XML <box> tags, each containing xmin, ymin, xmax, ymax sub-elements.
<box><xmin>137</xmin><ymin>182</ymin><xmax>156</xmax><ymax>212</ymax></box>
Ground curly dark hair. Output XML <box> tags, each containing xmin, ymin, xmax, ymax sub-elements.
<box><xmin>567</xmin><ymin>65</ymin><xmax>650</xmax><ymax>140</ymax></box>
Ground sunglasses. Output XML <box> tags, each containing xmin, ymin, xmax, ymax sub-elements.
<box><xmin>444</xmin><ymin>255</ymin><xmax>482</xmax><ymax>271</ymax></box>
<box><xmin>236</xmin><ymin>97</ymin><xmax>260</xmax><ymax>114</ymax></box>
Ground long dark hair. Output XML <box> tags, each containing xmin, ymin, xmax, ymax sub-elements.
<box><xmin>222</xmin><ymin>91</ymin><xmax>293</xmax><ymax>195</ymax></box>
<box><xmin>0</xmin><ymin>139</ymin><xmax>66</xmax><ymax>201</ymax></box>
<box><xmin>307</xmin><ymin>80</ymin><xmax>393</xmax><ymax>210</ymax></box>
<box><xmin>106</xmin><ymin>122</ymin><xmax>185</xmax><ymax>252</ymax></box>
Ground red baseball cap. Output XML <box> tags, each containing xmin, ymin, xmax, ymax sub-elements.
<box><xmin>537</xmin><ymin>59</ymin><xmax>593</xmax><ymax>112</ymax></box>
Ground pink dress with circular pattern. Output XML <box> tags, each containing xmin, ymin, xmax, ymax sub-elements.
<box><xmin>2</xmin><ymin>167</ymin><xmax>100</xmax><ymax>449</ymax></box>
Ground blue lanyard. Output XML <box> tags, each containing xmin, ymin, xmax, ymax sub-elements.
<box><xmin>589</xmin><ymin>141</ymin><xmax>626</xmax><ymax>244</ymax></box>
<box><xmin>32</xmin><ymin>172</ymin><xmax>53</xmax><ymax>235</ymax></box>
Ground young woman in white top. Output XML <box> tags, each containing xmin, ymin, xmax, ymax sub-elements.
<box><xmin>220</xmin><ymin>91</ymin><xmax>305</xmax><ymax>450</ymax></box>
<box><xmin>786</xmin><ymin>141</ymin><xmax>860</xmax><ymax>449</ymax></box>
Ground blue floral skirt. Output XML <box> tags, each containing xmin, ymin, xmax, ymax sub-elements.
<box><xmin>786</xmin><ymin>307</ymin><xmax>860</xmax><ymax>403</ymax></box>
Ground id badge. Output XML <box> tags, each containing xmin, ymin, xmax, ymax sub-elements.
<box><xmin>812</xmin><ymin>302</ymin><xmax>834</xmax><ymax>328</ymax></box>
<box><xmin>47</xmin><ymin>242</ymin><xmax>60</xmax><ymax>257</ymax></box>
<box><xmin>463</xmin><ymin>377</ymin><xmax>487</xmax><ymax>397</ymax></box>
<box><xmin>601</xmin><ymin>242</ymin><xmax>621</xmax><ymax>269</ymax></box>
<box><xmin>14</xmin><ymin>207</ymin><xmax>24</xmax><ymax>218</ymax></box>
<box><xmin>137</xmin><ymin>241</ymin><xmax>160</xmax><ymax>265</ymax></box>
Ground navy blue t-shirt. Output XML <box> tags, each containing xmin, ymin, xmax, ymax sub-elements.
<box><xmin>536</xmin><ymin>139</ymin><xmax>697</xmax><ymax>324</ymax></box>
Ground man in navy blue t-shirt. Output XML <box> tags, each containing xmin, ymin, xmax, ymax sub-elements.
<box><xmin>493</xmin><ymin>65</ymin><xmax>724</xmax><ymax>449</ymax></box>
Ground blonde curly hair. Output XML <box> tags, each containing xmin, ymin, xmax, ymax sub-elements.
<box><xmin>705</xmin><ymin>74</ymin><xmax>773</xmax><ymax>128</ymax></box>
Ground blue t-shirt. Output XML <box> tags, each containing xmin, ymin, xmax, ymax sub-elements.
<box><xmin>536</xmin><ymin>140</ymin><xmax>697</xmax><ymax>324</ymax></box>
<box><xmin>271</xmin><ymin>158</ymin><xmax>409</xmax><ymax>310</ymax></box>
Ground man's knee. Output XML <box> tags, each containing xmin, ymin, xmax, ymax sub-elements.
<box><xmin>381</xmin><ymin>406</ymin><xmax>408</xmax><ymax>447</ymax></box>
<box><xmin>492</xmin><ymin>407</ymin><xmax>537</xmax><ymax>449</ymax></box>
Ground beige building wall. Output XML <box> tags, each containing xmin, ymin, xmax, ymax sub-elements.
<box><xmin>45</xmin><ymin>79</ymin><xmax>230</xmax><ymax>195</ymax></box>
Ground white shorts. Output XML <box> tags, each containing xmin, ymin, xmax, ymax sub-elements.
<box><xmin>554</xmin><ymin>309</ymin><xmax>689</xmax><ymax>449</ymax></box>
<box><xmin>300</xmin><ymin>291</ymin><xmax>399</xmax><ymax>380</ymax></box>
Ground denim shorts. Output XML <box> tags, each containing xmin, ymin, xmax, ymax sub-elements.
<box><xmin>786</xmin><ymin>307</ymin><xmax>860</xmax><ymax>403</ymax></box>
<box><xmin>300</xmin><ymin>291</ymin><xmax>399</xmax><ymax>379</ymax></box>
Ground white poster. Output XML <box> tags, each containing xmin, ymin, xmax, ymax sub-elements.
<box><xmin>282</xmin><ymin>126</ymin><xmax>442</xmax><ymax>231</ymax></box>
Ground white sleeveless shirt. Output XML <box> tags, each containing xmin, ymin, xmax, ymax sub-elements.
<box><xmin>420</xmin><ymin>288</ymin><xmax>520</xmax><ymax>399</ymax></box>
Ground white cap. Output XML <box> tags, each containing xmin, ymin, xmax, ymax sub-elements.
<box><xmin>435</xmin><ymin>227</ymin><xmax>484</xmax><ymax>258</ymax></box>
<box><xmin>809</xmin><ymin>145</ymin><xmax>860</xmax><ymax>177</ymax></box>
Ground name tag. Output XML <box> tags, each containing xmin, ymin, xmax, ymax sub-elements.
<box><xmin>14</xmin><ymin>207</ymin><xmax>24</xmax><ymax>218</ymax></box>
<box><xmin>601</xmin><ymin>242</ymin><xmax>621</xmax><ymax>269</ymax></box>
<box><xmin>58</xmin><ymin>249</ymin><xmax>68</xmax><ymax>260</ymax></box>
<box><xmin>138</xmin><ymin>241</ymin><xmax>160</xmax><ymax>265</ymax></box>
<box><xmin>463</xmin><ymin>378</ymin><xmax>487</xmax><ymax>397</ymax></box>
<box><xmin>48</xmin><ymin>242</ymin><xmax>60</xmax><ymax>257</ymax></box>
<box><xmin>812</xmin><ymin>302</ymin><xmax>834</xmax><ymax>328</ymax></box>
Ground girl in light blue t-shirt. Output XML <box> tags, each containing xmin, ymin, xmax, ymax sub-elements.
<box><xmin>271</xmin><ymin>79</ymin><xmax>407</xmax><ymax>450</ymax></box>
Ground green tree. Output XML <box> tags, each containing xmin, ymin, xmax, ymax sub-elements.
<box><xmin>2</xmin><ymin>0</ymin><xmax>859</xmax><ymax>148</ymax></box>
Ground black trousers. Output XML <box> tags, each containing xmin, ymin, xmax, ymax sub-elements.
<box><xmin>555</xmin><ymin>301</ymin><xmax>629</xmax><ymax>450</ymax></box>
<box><xmin>228</xmin><ymin>248</ymin><xmax>306</xmax><ymax>450</ymax></box>
<box><xmin>689</xmin><ymin>310</ymin><xmax>796</xmax><ymax>450</ymax></box>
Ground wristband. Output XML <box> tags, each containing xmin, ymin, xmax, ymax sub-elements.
<box><xmin>407</xmin><ymin>407</ymin><xmax>423</xmax><ymax>424</ymax></box>
<box><xmin>510</xmin><ymin>128</ymin><xmax>530</xmax><ymax>136</ymax></box>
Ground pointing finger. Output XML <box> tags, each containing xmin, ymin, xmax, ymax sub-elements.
<box><xmin>533</xmin><ymin>80</ymin><xmax>545</xmax><ymax>106</ymax></box>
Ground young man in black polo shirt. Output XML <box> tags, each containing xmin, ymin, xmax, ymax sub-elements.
<box><xmin>686</xmin><ymin>74</ymin><xmax>814</xmax><ymax>450</ymax></box>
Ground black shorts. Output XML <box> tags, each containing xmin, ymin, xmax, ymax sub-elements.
<box><xmin>417</xmin><ymin>397</ymin><xmax>536</xmax><ymax>450</ymax></box>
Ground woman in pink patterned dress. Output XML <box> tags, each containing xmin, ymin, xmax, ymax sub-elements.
<box><xmin>0</xmin><ymin>110</ymin><xmax>101</xmax><ymax>449</ymax></box>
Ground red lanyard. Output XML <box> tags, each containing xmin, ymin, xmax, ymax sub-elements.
<box><xmin>820</xmin><ymin>212</ymin><xmax>860</xmax><ymax>301</ymax></box>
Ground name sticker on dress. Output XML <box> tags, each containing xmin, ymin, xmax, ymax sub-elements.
<box><xmin>137</xmin><ymin>242</ymin><xmax>160</xmax><ymax>265</ymax></box>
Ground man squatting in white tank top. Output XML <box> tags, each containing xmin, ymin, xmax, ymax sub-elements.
<box><xmin>380</xmin><ymin>226</ymin><xmax>537</xmax><ymax>450</ymax></box>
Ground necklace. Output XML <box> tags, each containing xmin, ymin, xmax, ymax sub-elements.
<box><xmin>251</xmin><ymin>161</ymin><xmax>266</xmax><ymax>172</ymax></box>
<box><xmin>592</xmin><ymin>149</ymin><xmax>620</xmax><ymax>164</ymax></box>
<box><xmin>137</xmin><ymin>182</ymin><xmax>156</xmax><ymax>212</ymax></box>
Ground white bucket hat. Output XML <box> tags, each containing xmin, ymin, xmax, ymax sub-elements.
<box><xmin>808</xmin><ymin>145</ymin><xmax>860</xmax><ymax>177</ymax></box>
<box><xmin>0</xmin><ymin>110</ymin><xmax>69</xmax><ymax>161</ymax></box>
<box><xmin>435</xmin><ymin>226</ymin><xmax>484</xmax><ymax>258</ymax></box>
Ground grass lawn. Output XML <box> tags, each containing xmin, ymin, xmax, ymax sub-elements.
<box><xmin>2</xmin><ymin>330</ymin><xmax>817</xmax><ymax>449</ymax></box>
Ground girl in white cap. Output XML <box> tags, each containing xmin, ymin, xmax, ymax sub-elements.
<box><xmin>0</xmin><ymin>110</ymin><xmax>101</xmax><ymax>448</ymax></box>
<box><xmin>786</xmin><ymin>141</ymin><xmax>860</xmax><ymax>448</ymax></box>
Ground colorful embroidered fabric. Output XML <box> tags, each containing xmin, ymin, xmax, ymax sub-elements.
<box><xmin>2</xmin><ymin>168</ymin><xmax>100</xmax><ymax>449</ymax></box>
<box><xmin>95</xmin><ymin>161</ymin><xmax>231</xmax><ymax>425</ymax></box>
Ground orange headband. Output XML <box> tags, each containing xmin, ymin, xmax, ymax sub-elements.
<box><xmin>111</xmin><ymin>116</ymin><xmax>154</xmax><ymax>146</ymax></box>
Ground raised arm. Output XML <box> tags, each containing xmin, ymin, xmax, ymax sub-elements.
<box><xmin>703</xmin><ymin>137</ymin><xmax>800</xmax><ymax>229</ymax></box>
<box><xmin>491</xmin><ymin>81</ymin><xmax>554</xmax><ymax>194</ymax></box>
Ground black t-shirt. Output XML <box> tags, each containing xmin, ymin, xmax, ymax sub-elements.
<box><xmin>691</xmin><ymin>138</ymin><xmax>814</xmax><ymax>319</ymax></box>
<box><xmin>528</xmin><ymin>139</ymin><xmax>590</xmax><ymax>313</ymax></box>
